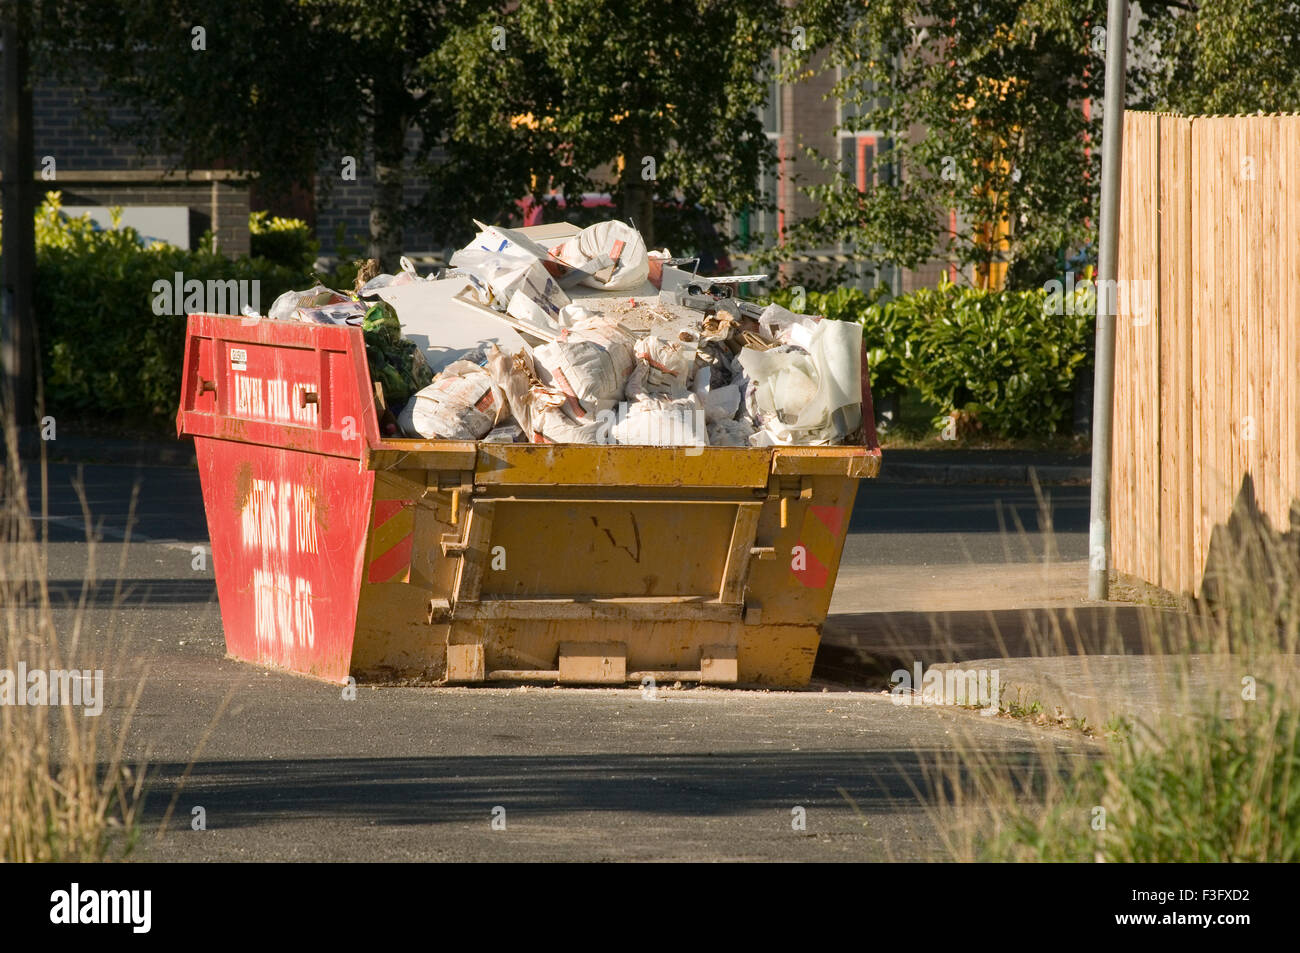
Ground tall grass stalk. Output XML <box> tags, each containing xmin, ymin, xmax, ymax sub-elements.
<box><xmin>1</xmin><ymin>411</ymin><xmax>144</xmax><ymax>861</ymax></box>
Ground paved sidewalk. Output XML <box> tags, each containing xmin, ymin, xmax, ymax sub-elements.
<box><xmin>818</xmin><ymin>561</ymin><xmax>1154</xmax><ymax>686</ymax></box>
<box><xmin>816</xmin><ymin>557</ymin><xmax>1274</xmax><ymax>734</ymax></box>
<box><xmin>938</xmin><ymin>654</ymin><xmax>1299</xmax><ymax>729</ymax></box>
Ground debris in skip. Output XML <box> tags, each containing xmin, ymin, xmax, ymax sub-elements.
<box><xmin>265</xmin><ymin>219</ymin><xmax>865</xmax><ymax>447</ymax></box>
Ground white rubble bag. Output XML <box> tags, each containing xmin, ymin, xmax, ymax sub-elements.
<box><xmin>757</xmin><ymin>302</ymin><xmax>820</xmax><ymax>344</ymax></box>
<box><xmin>707</xmin><ymin>417</ymin><xmax>756</xmax><ymax>447</ymax></box>
<box><xmin>550</xmin><ymin>220</ymin><xmax>649</xmax><ymax>291</ymax></box>
<box><xmin>532</xmin><ymin>317</ymin><xmax>638</xmax><ymax>417</ymax></box>
<box><xmin>483</xmin><ymin>343</ymin><xmax>566</xmax><ymax>441</ymax></box>
<box><xmin>536</xmin><ymin>407</ymin><xmax>608</xmax><ymax>444</ymax></box>
<box><xmin>398</xmin><ymin>360</ymin><xmax>508</xmax><ymax>440</ymax></box>
<box><xmin>610</xmin><ymin>395</ymin><xmax>707</xmax><ymax>447</ymax></box>
<box><xmin>625</xmin><ymin>330</ymin><xmax>698</xmax><ymax>402</ymax></box>
<box><xmin>738</xmin><ymin>319</ymin><xmax>863</xmax><ymax>446</ymax></box>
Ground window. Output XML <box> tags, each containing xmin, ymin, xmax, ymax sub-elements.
<box><xmin>741</xmin><ymin>52</ymin><xmax>783</xmax><ymax>247</ymax></box>
<box><xmin>836</xmin><ymin>66</ymin><xmax>897</xmax><ymax>293</ymax></box>
<box><xmin>837</xmin><ymin>66</ymin><xmax>889</xmax><ymax>189</ymax></box>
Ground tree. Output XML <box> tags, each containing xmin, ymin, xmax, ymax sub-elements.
<box><xmin>1130</xmin><ymin>0</ymin><xmax>1300</xmax><ymax>114</ymax></box>
<box><xmin>424</xmin><ymin>0</ymin><xmax>790</xmax><ymax>251</ymax></box>
<box><xmin>771</xmin><ymin>0</ymin><xmax>1300</xmax><ymax>292</ymax></box>
<box><xmin>769</xmin><ymin>0</ymin><xmax>1106</xmax><ymax>291</ymax></box>
<box><xmin>44</xmin><ymin>0</ymin><xmax>467</xmax><ymax>267</ymax></box>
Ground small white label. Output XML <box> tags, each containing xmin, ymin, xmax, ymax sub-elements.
<box><xmin>231</xmin><ymin>348</ymin><xmax>247</xmax><ymax>371</ymax></box>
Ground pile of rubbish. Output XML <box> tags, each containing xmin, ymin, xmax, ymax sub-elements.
<box><xmin>267</xmin><ymin>219</ymin><xmax>864</xmax><ymax>448</ymax></box>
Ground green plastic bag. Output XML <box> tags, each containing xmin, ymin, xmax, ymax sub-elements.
<box><xmin>362</xmin><ymin>301</ymin><xmax>401</xmax><ymax>346</ymax></box>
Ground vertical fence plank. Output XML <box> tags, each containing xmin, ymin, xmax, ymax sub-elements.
<box><xmin>1231</xmin><ymin>120</ymin><xmax>1248</xmax><ymax>527</ymax></box>
<box><xmin>1285</xmin><ymin>117</ymin><xmax>1300</xmax><ymax>533</ymax></box>
<box><xmin>1259</xmin><ymin>117</ymin><xmax>1281</xmax><ymax>529</ymax></box>
<box><xmin>1157</xmin><ymin>114</ymin><xmax>1176</xmax><ymax>592</ymax></box>
<box><xmin>1190</xmin><ymin>116</ymin><xmax>1207</xmax><ymax>595</ymax></box>
<box><xmin>1177</xmin><ymin>116</ymin><xmax>1195</xmax><ymax>594</ymax></box>
<box><xmin>1139</xmin><ymin>114</ymin><xmax>1162</xmax><ymax>586</ymax></box>
<box><xmin>1112</xmin><ymin>112</ymin><xmax>1135</xmax><ymax>580</ymax></box>
<box><xmin>1195</xmin><ymin>117</ymin><xmax>1225</xmax><ymax>594</ymax></box>
<box><xmin>1217</xmin><ymin>116</ymin><xmax>1235</xmax><ymax>584</ymax></box>
<box><xmin>1114</xmin><ymin>111</ymin><xmax>1157</xmax><ymax>582</ymax></box>
<box><xmin>1159</xmin><ymin>115</ymin><xmax>1193</xmax><ymax>592</ymax></box>
<box><xmin>1220</xmin><ymin>118</ymin><xmax>1238</xmax><ymax>569</ymax></box>
<box><xmin>1279</xmin><ymin>112</ymin><xmax>1290</xmax><ymax>525</ymax></box>
<box><xmin>1244</xmin><ymin>119</ymin><xmax>1265</xmax><ymax>526</ymax></box>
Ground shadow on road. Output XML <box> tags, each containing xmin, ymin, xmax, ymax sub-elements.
<box><xmin>817</xmin><ymin>605</ymin><xmax>1170</xmax><ymax>687</ymax></box>
<box><xmin>135</xmin><ymin>749</ymin><xmax>1044</xmax><ymax>831</ymax></box>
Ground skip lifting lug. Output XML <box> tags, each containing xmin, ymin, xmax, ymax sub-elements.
<box><xmin>766</xmin><ymin>474</ymin><xmax>813</xmax><ymax>529</ymax></box>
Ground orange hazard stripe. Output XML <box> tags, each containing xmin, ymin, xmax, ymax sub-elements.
<box><xmin>367</xmin><ymin>500</ymin><xmax>415</xmax><ymax>584</ymax></box>
<box><xmin>792</xmin><ymin>505</ymin><xmax>845</xmax><ymax>589</ymax></box>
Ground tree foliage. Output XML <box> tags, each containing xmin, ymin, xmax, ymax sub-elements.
<box><xmin>768</xmin><ymin>0</ymin><xmax>1105</xmax><ymax>290</ymax></box>
<box><xmin>772</xmin><ymin>0</ymin><xmax>1300</xmax><ymax>291</ymax></box>
<box><xmin>39</xmin><ymin>0</ymin><xmax>789</xmax><ymax>259</ymax></box>
<box><xmin>424</xmin><ymin>0</ymin><xmax>789</xmax><ymax>250</ymax></box>
<box><xmin>1130</xmin><ymin>0</ymin><xmax>1300</xmax><ymax>114</ymax></box>
<box><xmin>31</xmin><ymin>0</ymin><xmax>1300</xmax><ymax>276</ymax></box>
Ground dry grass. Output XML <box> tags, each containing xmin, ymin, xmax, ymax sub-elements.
<box><xmin>1</xmin><ymin>411</ymin><xmax>145</xmax><ymax>861</ymax></box>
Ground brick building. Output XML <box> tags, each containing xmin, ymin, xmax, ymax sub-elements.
<box><xmin>747</xmin><ymin>49</ymin><xmax>952</xmax><ymax>294</ymax></box>
<box><xmin>14</xmin><ymin>81</ymin><xmax>253</xmax><ymax>255</ymax></box>
<box><xmin>10</xmin><ymin>72</ymin><xmax>444</xmax><ymax>262</ymax></box>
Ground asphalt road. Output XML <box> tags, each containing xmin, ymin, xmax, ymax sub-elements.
<box><xmin>9</xmin><ymin>460</ymin><xmax>1092</xmax><ymax>861</ymax></box>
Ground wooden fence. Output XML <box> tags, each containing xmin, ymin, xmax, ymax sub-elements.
<box><xmin>1114</xmin><ymin>112</ymin><xmax>1300</xmax><ymax>595</ymax></box>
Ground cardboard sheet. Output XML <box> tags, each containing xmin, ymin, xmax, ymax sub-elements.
<box><xmin>376</xmin><ymin>277</ymin><xmax>530</xmax><ymax>375</ymax></box>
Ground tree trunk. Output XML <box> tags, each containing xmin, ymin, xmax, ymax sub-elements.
<box><xmin>2</xmin><ymin>2</ymin><xmax>36</xmax><ymax>426</ymax></box>
<box><xmin>369</xmin><ymin>103</ymin><xmax>407</xmax><ymax>271</ymax></box>
<box><xmin>621</xmin><ymin>128</ymin><xmax>655</xmax><ymax>249</ymax></box>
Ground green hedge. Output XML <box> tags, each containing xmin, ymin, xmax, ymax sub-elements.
<box><xmin>24</xmin><ymin>196</ymin><xmax>316</xmax><ymax>423</ymax></box>
<box><xmin>768</xmin><ymin>278</ymin><xmax>1094</xmax><ymax>440</ymax></box>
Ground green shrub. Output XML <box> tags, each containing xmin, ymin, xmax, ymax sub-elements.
<box><xmin>31</xmin><ymin>194</ymin><xmax>304</xmax><ymax>423</ymax></box>
<box><xmin>249</xmin><ymin>210</ymin><xmax>320</xmax><ymax>272</ymax></box>
<box><xmin>884</xmin><ymin>278</ymin><xmax>1092</xmax><ymax>439</ymax></box>
<box><xmin>766</xmin><ymin>279</ymin><xmax>1092</xmax><ymax>439</ymax></box>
